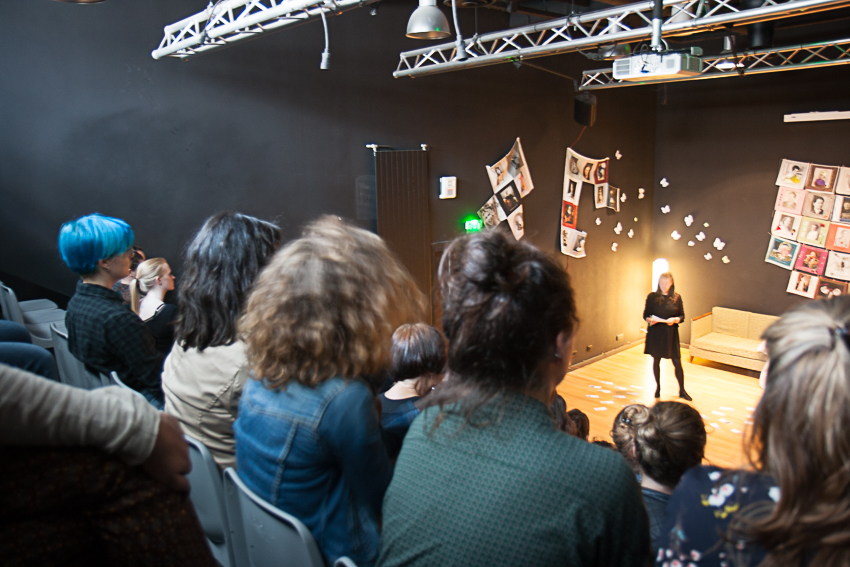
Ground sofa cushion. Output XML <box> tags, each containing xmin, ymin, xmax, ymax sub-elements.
<box><xmin>691</xmin><ymin>332</ymin><xmax>767</xmax><ymax>361</ymax></box>
<box><xmin>747</xmin><ymin>313</ymin><xmax>780</xmax><ymax>341</ymax></box>
<box><xmin>712</xmin><ymin>307</ymin><xmax>749</xmax><ymax>338</ymax></box>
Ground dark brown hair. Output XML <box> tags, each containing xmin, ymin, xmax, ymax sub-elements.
<box><xmin>611</xmin><ymin>404</ymin><xmax>650</xmax><ymax>473</ymax></box>
<box><xmin>427</xmin><ymin>229</ymin><xmax>578</xmax><ymax>417</ymax></box>
<box><xmin>174</xmin><ymin>212</ymin><xmax>281</xmax><ymax>351</ymax></box>
<box><xmin>739</xmin><ymin>297</ymin><xmax>850</xmax><ymax>566</ymax></box>
<box><xmin>390</xmin><ymin>323</ymin><xmax>446</xmax><ymax>397</ymax></box>
<box><xmin>241</xmin><ymin>216</ymin><xmax>425</xmax><ymax>390</ymax></box>
<box><xmin>549</xmin><ymin>394</ymin><xmax>576</xmax><ymax>435</ymax></box>
<box><xmin>632</xmin><ymin>401</ymin><xmax>706</xmax><ymax>489</ymax></box>
<box><xmin>567</xmin><ymin>408</ymin><xmax>589</xmax><ymax>441</ymax></box>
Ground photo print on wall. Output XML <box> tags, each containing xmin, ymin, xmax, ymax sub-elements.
<box><xmin>806</xmin><ymin>165</ymin><xmax>839</xmax><ymax>192</ymax></box>
<box><xmin>765</xmin><ymin>235</ymin><xmax>800</xmax><ymax>270</ymax></box>
<box><xmin>826</xmin><ymin>223</ymin><xmax>850</xmax><ymax>253</ymax></box>
<box><xmin>836</xmin><ymin>167</ymin><xmax>850</xmax><ymax>196</ymax></box>
<box><xmin>594</xmin><ymin>184</ymin><xmax>608</xmax><ymax>209</ymax></box>
<box><xmin>559</xmin><ymin>147</ymin><xmax>613</xmax><ymax>257</ymax></box>
<box><xmin>832</xmin><ymin>195</ymin><xmax>850</xmax><ymax>223</ymax></box>
<box><xmin>560</xmin><ymin>228</ymin><xmax>587</xmax><ymax>258</ymax></box>
<box><xmin>774</xmin><ymin>186</ymin><xmax>805</xmax><ymax>215</ymax></box>
<box><xmin>495</xmin><ymin>179</ymin><xmax>522</xmax><ymax>216</ymax></box>
<box><xmin>798</xmin><ymin>217</ymin><xmax>830</xmax><ymax>247</ymax></box>
<box><xmin>794</xmin><ymin>244</ymin><xmax>827</xmax><ymax>276</ymax></box>
<box><xmin>825</xmin><ymin>250</ymin><xmax>850</xmax><ymax>281</ymax></box>
<box><xmin>771</xmin><ymin>211</ymin><xmax>802</xmax><ymax>240</ymax></box>
<box><xmin>477</xmin><ymin>138</ymin><xmax>535</xmax><ymax>241</ymax></box>
<box><xmin>477</xmin><ymin>195</ymin><xmax>504</xmax><ymax>227</ymax></box>
<box><xmin>507</xmin><ymin>207</ymin><xmax>524</xmax><ymax>240</ymax></box>
<box><xmin>607</xmin><ymin>186</ymin><xmax>621</xmax><ymax>212</ymax></box>
<box><xmin>786</xmin><ymin>270</ymin><xmax>817</xmax><ymax>299</ymax></box>
<box><xmin>775</xmin><ymin>159</ymin><xmax>810</xmax><ymax>190</ymax></box>
<box><xmin>562</xmin><ymin>200</ymin><xmax>578</xmax><ymax>229</ymax></box>
<box><xmin>816</xmin><ymin>277</ymin><xmax>847</xmax><ymax>299</ymax></box>
<box><xmin>486</xmin><ymin>138</ymin><xmax>534</xmax><ymax>197</ymax></box>
<box><xmin>802</xmin><ymin>191</ymin><xmax>834</xmax><ymax>221</ymax></box>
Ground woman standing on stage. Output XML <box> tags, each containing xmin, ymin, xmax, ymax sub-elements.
<box><xmin>643</xmin><ymin>272</ymin><xmax>691</xmax><ymax>401</ymax></box>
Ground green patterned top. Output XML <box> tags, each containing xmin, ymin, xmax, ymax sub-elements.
<box><xmin>378</xmin><ymin>392</ymin><xmax>651</xmax><ymax>567</ymax></box>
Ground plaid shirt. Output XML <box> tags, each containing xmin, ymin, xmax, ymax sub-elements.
<box><xmin>66</xmin><ymin>282</ymin><xmax>163</xmax><ymax>403</ymax></box>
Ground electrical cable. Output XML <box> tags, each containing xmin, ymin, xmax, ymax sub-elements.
<box><xmin>320</xmin><ymin>8</ymin><xmax>331</xmax><ymax>69</ymax></box>
<box><xmin>569</xmin><ymin>125</ymin><xmax>587</xmax><ymax>149</ymax></box>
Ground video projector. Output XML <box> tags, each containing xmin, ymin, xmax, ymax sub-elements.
<box><xmin>612</xmin><ymin>52</ymin><xmax>703</xmax><ymax>81</ymax></box>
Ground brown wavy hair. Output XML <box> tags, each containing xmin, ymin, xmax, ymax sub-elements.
<box><xmin>240</xmin><ymin>216</ymin><xmax>426</xmax><ymax>390</ymax></box>
<box><xmin>737</xmin><ymin>297</ymin><xmax>850</xmax><ymax>566</ymax></box>
<box><xmin>611</xmin><ymin>404</ymin><xmax>650</xmax><ymax>473</ymax></box>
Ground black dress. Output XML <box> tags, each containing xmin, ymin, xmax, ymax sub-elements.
<box><xmin>643</xmin><ymin>292</ymin><xmax>684</xmax><ymax>359</ymax></box>
<box><xmin>143</xmin><ymin>303</ymin><xmax>177</xmax><ymax>356</ymax></box>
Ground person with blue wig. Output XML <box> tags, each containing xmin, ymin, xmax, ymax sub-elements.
<box><xmin>59</xmin><ymin>213</ymin><xmax>164</xmax><ymax>407</ymax></box>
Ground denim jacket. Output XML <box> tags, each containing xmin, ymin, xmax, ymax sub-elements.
<box><xmin>234</xmin><ymin>377</ymin><xmax>392</xmax><ymax>567</ymax></box>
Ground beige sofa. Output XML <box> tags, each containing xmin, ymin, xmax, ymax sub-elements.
<box><xmin>689</xmin><ymin>307</ymin><xmax>779</xmax><ymax>371</ymax></box>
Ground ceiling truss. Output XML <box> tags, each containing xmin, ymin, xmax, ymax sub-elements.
<box><xmin>151</xmin><ymin>0</ymin><xmax>378</xmax><ymax>60</ymax></box>
<box><xmin>578</xmin><ymin>37</ymin><xmax>850</xmax><ymax>89</ymax></box>
<box><xmin>393</xmin><ymin>0</ymin><xmax>850</xmax><ymax>78</ymax></box>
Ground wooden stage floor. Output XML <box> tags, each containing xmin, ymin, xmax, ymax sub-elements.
<box><xmin>556</xmin><ymin>344</ymin><xmax>764</xmax><ymax>469</ymax></box>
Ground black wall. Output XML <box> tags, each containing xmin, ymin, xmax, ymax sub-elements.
<box><xmin>0</xmin><ymin>0</ymin><xmax>656</xmax><ymax>363</ymax></box>
<box><xmin>653</xmin><ymin>67</ymin><xmax>850</xmax><ymax>343</ymax></box>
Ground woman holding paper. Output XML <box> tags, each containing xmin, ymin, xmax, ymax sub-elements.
<box><xmin>643</xmin><ymin>273</ymin><xmax>691</xmax><ymax>401</ymax></box>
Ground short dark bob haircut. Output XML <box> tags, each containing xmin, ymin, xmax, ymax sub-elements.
<box><xmin>174</xmin><ymin>211</ymin><xmax>282</xmax><ymax>351</ymax></box>
<box><xmin>391</xmin><ymin>323</ymin><xmax>447</xmax><ymax>396</ymax></box>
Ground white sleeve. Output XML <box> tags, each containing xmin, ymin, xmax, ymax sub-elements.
<box><xmin>0</xmin><ymin>364</ymin><xmax>160</xmax><ymax>465</ymax></box>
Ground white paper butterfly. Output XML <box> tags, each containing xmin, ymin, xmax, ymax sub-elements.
<box><xmin>620</xmin><ymin>193</ymin><xmax>627</xmax><ymax>202</ymax></box>
<box><xmin>704</xmin><ymin>253</ymin><xmax>712</xmax><ymax>260</ymax></box>
<box><xmin>704</xmin><ymin>222</ymin><xmax>710</xmax><ymax>228</ymax></box>
<box><xmin>671</xmin><ymin>230</ymin><xmax>681</xmax><ymax>240</ymax></box>
<box><xmin>688</xmin><ymin>241</ymin><xmax>695</xmax><ymax>247</ymax></box>
<box><xmin>696</xmin><ymin>232</ymin><xmax>706</xmax><ymax>241</ymax></box>
<box><xmin>612</xmin><ymin>243</ymin><xmax>618</xmax><ymax>252</ymax></box>
<box><xmin>638</xmin><ymin>188</ymin><xmax>645</xmax><ymax>199</ymax></box>
<box><xmin>684</xmin><ymin>215</ymin><xmax>694</xmax><ymax>227</ymax></box>
<box><xmin>660</xmin><ymin>178</ymin><xmax>669</xmax><ymax>187</ymax></box>
<box><xmin>596</xmin><ymin>217</ymin><xmax>602</xmax><ymax>226</ymax></box>
<box><xmin>722</xmin><ymin>256</ymin><xmax>730</xmax><ymax>263</ymax></box>
<box><xmin>628</xmin><ymin>229</ymin><xmax>634</xmax><ymax>238</ymax></box>
<box><xmin>713</xmin><ymin>238</ymin><xmax>726</xmax><ymax>250</ymax></box>
<box><xmin>661</xmin><ymin>205</ymin><xmax>671</xmax><ymax>214</ymax></box>
<box><xmin>614</xmin><ymin>222</ymin><xmax>623</xmax><ymax>235</ymax></box>
<box><xmin>615</xmin><ymin>150</ymin><xmax>622</xmax><ymax>160</ymax></box>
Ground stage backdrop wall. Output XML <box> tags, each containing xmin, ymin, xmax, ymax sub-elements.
<box><xmin>0</xmin><ymin>0</ymin><xmax>656</xmax><ymax>364</ymax></box>
<box><xmin>653</xmin><ymin>67</ymin><xmax>850</xmax><ymax>344</ymax></box>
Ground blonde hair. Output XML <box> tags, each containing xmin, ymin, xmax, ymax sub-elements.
<box><xmin>130</xmin><ymin>258</ymin><xmax>168</xmax><ymax>315</ymax></box>
<box><xmin>740</xmin><ymin>297</ymin><xmax>850</xmax><ymax>566</ymax></box>
<box><xmin>240</xmin><ymin>216</ymin><xmax>426</xmax><ymax>389</ymax></box>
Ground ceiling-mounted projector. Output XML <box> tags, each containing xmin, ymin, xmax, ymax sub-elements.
<box><xmin>612</xmin><ymin>52</ymin><xmax>703</xmax><ymax>81</ymax></box>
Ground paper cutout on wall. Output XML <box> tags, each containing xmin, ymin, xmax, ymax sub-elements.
<box><xmin>713</xmin><ymin>238</ymin><xmax>726</xmax><ymax>250</ymax></box>
<box><xmin>704</xmin><ymin>253</ymin><xmax>712</xmax><ymax>260</ymax></box>
<box><xmin>615</xmin><ymin>150</ymin><xmax>622</xmax><ymax>160</ymax></box>
<box><xmin>620</xmin><ymin>193</ymin><xmax>627</xmax><ymax>203</ymax></box>
<box><xmin>634</xmin><ymin>217</ymin><xmax>638</xmax><ymax>222</ymax></box>
<box><xmin>611</xmin><ymin>243</ymin><xmax>618</xmax><ymax>252</ymax></box>
<box><xmin>696</xmin><ymin>232</ymin><xmax>706</xmax><ymax>241</ymax></box>
<box><xmin>704</xmin><ymin>223</ymin><xmax>710</xmax><ymax>228</ymax></box>
<box><xmin>661</xmin><ymin>205</ymin><xmax>671</xmax><ymax>214</ymax></box>
<box><xmin>614</xmin><ymin>222</ymin><xmax>623</xmax><ymax>235</ymax></box>
<box><xmin>688</xmin><ymin>241</ymin><xmax>695</xmax><ymax>247</ymax></box>
<box><xmin>684</xmin><ymin>215</ymin><xmax>694</xmax><ymax>227</ymax></box>
<box><xmin>596</xmin><ymin>217</ymin><xmax>602</xmax><ymax>225</ymax></box>
<box><xmin>628</xmin><ymin>229</ymin><xmax>634</xmax><ymax>238</ymax></box>
<box><xmin>721</xmin><ymin>256</ymin><xmax>730</xmax><ymax>263</ymax></box>
<box><xmin>671</xmin><ymin>230</ymin><xmax>681</xmax><ymax>240</ymax></box>
<box><xmin>561</xmin><ymin>147</ymin><xmax>613</xmax><ymax>257</ymax></box>
<box><xmin>660</xmin><ymin>178</ymin><xmax>669</xmax><ymax>187</ymax></box>
<box><xmin>638</xmin><ymin>188</ymin><xmax>645</xmax><ymax>199</ymax></box>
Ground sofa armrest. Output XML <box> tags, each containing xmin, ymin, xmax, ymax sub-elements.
<box><xmin>691</xmin><ymin>312</ymin><xmax>712</xmax><ymax>341</ymax></box>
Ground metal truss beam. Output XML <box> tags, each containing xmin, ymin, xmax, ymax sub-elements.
<box><xmin>393</xmin><ymin>0</ymin><xmax>850</xmax><ymax>78</ymax></box>
<box><xmin>578</xmin><ymin>37</ymin><xmax>850</xmax><ymax>89</ymax></box>
<box><xmin>151</xmin><ymin>0</ymin><xmax>377</xmax><ymax>60</ymax></box>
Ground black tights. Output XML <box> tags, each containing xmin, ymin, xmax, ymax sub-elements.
<box><xmin>652</xmin><ymin>357</ymin><xmax>686</xmax><ymax>393</ymax></box>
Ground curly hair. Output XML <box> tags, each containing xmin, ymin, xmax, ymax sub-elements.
<box><xmin>611</xmin><ymin>404</ymin><xmax>651</xmax><ymax>473</ymax></box>
<box><xmin>240</xmin><ymin>216</ymin><xmax>426</xmax><ymax>389</ymax></box>
<box><xmin>739</xmin><ymin>297</ymin><xmax>850</xmax><ymax>567</ymax></box>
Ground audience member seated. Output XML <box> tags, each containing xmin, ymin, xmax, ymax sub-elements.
<box><xmin>378</xmin><ymin>229</ymin><xmax>650</xmax><ymax>567</ymax></box>
<box><xmin>655</xmin><ymin>297</ymin><xmax>850</xmax><ymax>567</ymax></box>
<box><xmin>0</xmin><ymin>320</ymin><xmax>59</xmax><ymax>381</ymax></box>
<box><xmin>380</xmin><ymin>323</ymin><xmax>446</xmax><ymax>459</ymax></box>
<box><xmin>59</xmin><ymin>214</ymin><xmax>163</xmax><ymax>407</ymax></box>
<box><xmin>549</xmin><ymin>393</ymin><xmax>577</xmax><ymax>435</ymax></box>
<box><xmin>162</xmin><ymin>212</ymin><xmax>281</xmax><ymax>470</ymax></box>
<box><xmin>235</xmin><ymin>216</ymin><xmax>424</xmax><ymax>567</ymax></box>
<box><xmin>112</xmin><ymin>245</ymin><xmax>145</xmax><ymax>305</ymax></box>
<box><xmin>612</xmin><ymin>402</ymin><xmax>706</xmax><ymax>554</ymax></box>
<box><xmin>0</xmin><ymin>362</ymin><xmax>214</xmax><ymax>566</ymax></box>
<box><xmin>131</xmin><ymin>258</ymin><xmax>177</xmax><ymax>356</ymax></box>
<box><xmin>567</xmin><ymin>407</ymin><xmax>590</xmax><ymax>440</ymax></box>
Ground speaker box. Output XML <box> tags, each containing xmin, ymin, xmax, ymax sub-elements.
<box><xmin>574</xmin><ymin>93</ymin><xmax>597</xmax><ymax>127</ymax></box>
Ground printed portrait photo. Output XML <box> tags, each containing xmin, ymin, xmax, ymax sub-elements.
<box><xmin>775</xmin><ymin>159</ymin><xmax>810</xmax><ymax>190</ymax></box>
<box><xmin>594</xmin><ymin>183</ymin><xmax>608</xmax><ymax>209</ymax></box>
<box><xmin>561</xmin><ymin>200</ymin><xmax>577</xmax><ymax>229</ymax></box>
<box><xmin>563</xmin><ymin>178</ymin><xmax>582</xmax><ymax>206</ymax></box>
<box><xmin>770</xmin><ymin>211</ymin><xmax>802</xmax><ymax>240</ymax></box>
<box><xmin>495</xmin><ymin>180</ymin><xmax>521</xmax><ymax>216</ymax></box>
<box><xmin>832</xmin><ymin>195</ymin><xmax>850</xmax><ymax>224</ymax></box>
<box><xmin>816</xmin><ymin>277</ymin><xmax>847</xmax><ymax>300</ymax></box>
<box><xmin>825</xmin><ymin>251</ymin><xmax>850</xmax><ymax>281</ymax></box>
<box><xmin>582</xmin><ymin>161</ymin><xmax>594</xmax><ymax>182</ymax></box>
<box><xmin>794</xmin><ymin>244</ymin><xmax>827</xmax><ymax>276</ymax></box>
<box><xmin>507</xmin><ymin>207</ymin><xmax>524</xmax><ymax>241</ymax></box>
<box><xmin>786</xmin><ymin>270</ymin><xmax>817</xmax><ymax>299</ymax></box>
<box><xmin>560</xmin><ymin>227</ymin><xmax>587</xmax><ymax>258</ymax></box>
<box><xmin>826</xmin><ymin>223</ymin><xmax>850</xmax><ymax>253</ymax></box>
<box><xmin>798</xmin><ymin>218</ymin><xmax>830</xmax><ymax>247</ymax></box>
<box><xmin>607</xmin><ymin>186</ymin><xmax>620</xmax><ymax>212</ymax></box>
<box><xmin>805</xmin><ymin>165</ymin><xmax>839</xmax><ymax>192</ymax></box>
<box><xmin>774</xmin><ymin>186</ymin><xmax>805</xmax><ymax>215</ymax></box>
<box><xmin>594</xmin><ymin>159</ymin><xmax>609</xmax><ymax>184</ymax></box>
<box><xmin>477</xmin><ymin>195</ymin><xmax>503</xmax><ymax>228</ymax></box>
<box><xmin>802</xmin><ymin>191</ymin><xmax>834</xmax><ymax>221</ymax></box>
<box><xmin>835</xmin><ymin>167</ymin><xmax>850</xmax><ymax>197</ymax></box>
<box><xmin>765</xmin><ymin>235</ymin><xmax>800</xmax><ymax>270</ymax></box>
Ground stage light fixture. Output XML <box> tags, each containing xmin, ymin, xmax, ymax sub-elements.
<box><xmin>716</xmin><ymin>35</ymin><xmax>743</xmax><ymax>70</ymax></box>
<box><xmin>406</xmin><ymin>0</ymin><xmax>451</xmax><ymax>40</ymax></box>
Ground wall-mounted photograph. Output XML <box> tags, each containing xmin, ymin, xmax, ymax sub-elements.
<box><xmin>825</xmin><ymin>250</ymin><xmax>850</xmax><ymax>281</ymax></box>
<box><xmin>495</xmin><ymin>180</ymin><xmax>521</xmax><ymax>216</ymax></box>
<box><xmin>798</xmin><ymin>218</ymin><xmax>830</xmax><ymax>247</ymax></box>
<box><xmin>607</xmin><ymin>186</ymin><xmax>620</xmax><ymax>212</ymax></box>
<box><xmin>802</xmin><ymin>190</ymin><xmax>834</xmax><ymax>220</ymax></box>
<box><xmin>826</xmin><ymin>223</ymin><xmax>850</xmax><ymax>253</ymax></box>
<box><xmin>594</xmin><ymin>184</ymin><xmax>608</xmax><ymax>209</ymax></box>
<box><xmin>816</xmin><ymin>277</ymin><xmax>847</xmax><ymax>299</ymax></box>
<box><xmin>794</xmin><ymin>244</ymin><xmax>827</xmax><ymax>276</ymax></box>
<box><xmin>593</xmin><ymin>159</ymin><xmax>609</xmax><ymax>184</ymax></box>
<box><xmin>765</xmin><ymin>235</ymin><xmax>800</xmax><ymax>270</ymax></box>
<box><xmin>835</xmin><ymin>167</ymin><xmax>850</xmax><ymax>196</ymax></box>
<box><xmin>774</xmin><ymin>186</ymin><xmax>805</xmax><ymax>215</ymax></box>
<box><xmin>775</xmin><ymin>159</ymin><xmax>810</xmax><ymax>190</ymax></box>
<box><xmin>771</xmin><ymin>211</ymin><xmax>802</xmax><ymax>240</ymax></box>
<box><xmin>786</xmin><ymin>270</ymin><xmax>817</xmax><ymax>298</ymax></box>
<box><xmin>805</xmin><ymin>164</ymin><xmax>839</xmax><ymax>192</ymax></box>
<box><xmin>561</xmin><ymin>200</ymin><xmax>577</xmax><ymax>229</ymax></box>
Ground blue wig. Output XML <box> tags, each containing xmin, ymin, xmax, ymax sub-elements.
<box><xmin>58</xmin><ymin>213</ymin><xmax>135</xmax><ymax>275</ymax></box>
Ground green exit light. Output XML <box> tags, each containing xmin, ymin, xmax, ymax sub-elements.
<box><xmin>464</xmin><ymin>217</ymin><xmax>484</xmax><ymax>233</ymax></box>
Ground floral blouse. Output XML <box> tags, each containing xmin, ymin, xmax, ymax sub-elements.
<box><xmin>655</xmin><ymin>465</ymin><xmax>779</xmax><ymax>567</ymax></box>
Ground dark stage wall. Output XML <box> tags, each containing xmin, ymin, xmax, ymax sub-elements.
<box><xmin>0</xmin><ymin>0</ymin><xmax>656</xmax><ymax>363</ymax></box>
<box><xmin>653</xmin><ymin>67</ymin><xmax>850</xmax><ymax>343</ymax></box>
